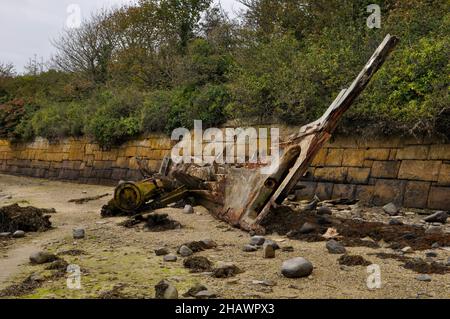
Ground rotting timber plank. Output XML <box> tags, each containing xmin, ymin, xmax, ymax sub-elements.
<box><xmin>240</xmin><ymin>34</ymin><xmax>400</xmax><ymax>231</ymax></box>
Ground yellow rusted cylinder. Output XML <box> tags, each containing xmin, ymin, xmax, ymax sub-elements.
<box><xmin>113</xmin><ymin>179</ymin><xmax>158</xmax><ymax>212</ymax></box>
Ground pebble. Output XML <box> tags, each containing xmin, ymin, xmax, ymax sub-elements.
<box><xmin>154</xmin><ymin>247</ymin><xmax>169</xmax><ymax>256</ymax></box>
<box><xmin>179</xmin><ymin>245</ymin><xmax>193</xmax><ymax>257</ymax></box>
<box><xmin>431</xmin><ymin>242</ymin><xmax>440</xmax><ymax>249</ymax></box>
<box><xmin>73</xmin><ymin>228</ymin><xmax>85</xmax><ymax>239</ymax></box>
<box><xmin>194</xmin><ymin>290</ymin><xmax>217</xmax><ymax>299</ymax></box>
<box><xmin>183</xmin><ymin>283</ymin><xmax>207</xmax><ymax>297</ymax></box>
<box><xmin>242</xmin><ymin>244</ymin><xmax>258</xmax><ymax>252</ymax></box>
<box><xmin>163</xmin><ymin>254</ymin><xmax>178</xmax><ymax>262</ymax></box>
<box><xmin>281</xmin><ymin>257</ymin><xmax>313</xmax><ymax>278</ymax></box>
<box><xmin>183</xmin><ymin>205</ymin><xmax>194</xmax><ymax>214</ymax></box>
<box><xmin>263</xmin><ymin>243</ymin><xmax>275</xmax><ymax>258</ymax></box>
<box><xmin>383</xmin><ymin>202</ymin><xmax>399</xmax><ymax>216</ymax></box>
<box><xmin>0</xmin><ymin>232</ymin><xmax>11</xmax><ymax>238</ymax></box>
<box><xmin>326</xmin><ymin>240</ymin><xmax>347</xmax><ymax>254</ymax></box>
<box><xmin>12</xmin><ymin>230</ymin><xmax>25</xmax><ymax>238</ymax></box>
<box><xmin>281</xmin><ymin>246</ymin><xmax>294</xmax><ymax>252</ymax></box>
<box><xmin>423</xmin><ymin>211</ymin><xmax>447</xmax><ymax>224</ymax></box>
<box><xmin>416</xmin><ymin>274</ymin><xmax>432</xmax><ymax>282</ymax></box>
<box><xmin>299</xmin><ymin>222</ymin><xmax>316</xmax><ymax>234</ymax></box>
<box><xmin>154</xmin><ymin>280</ymin><xmax>178</xmax><ymax>299</ymax></box>
<box><xmin>250</xmin><ymin>235</ymin><xmax>266</xmax><ymax>246</ymax></box>
<box><xmin>29</xmin><ymin>251</ymin><xmax>57</xmax><ymax>264</ymax></box>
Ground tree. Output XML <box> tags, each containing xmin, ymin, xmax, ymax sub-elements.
<box><xmin>0</xmin><ymin>62</ymin><xmax>16</xmax><ymax>78</ymax></box>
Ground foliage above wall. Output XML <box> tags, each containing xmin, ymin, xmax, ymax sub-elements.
<box><xmin>0</xmin><ymin>0</ymin><xmax>448</xmax><ymax>147</ymax></box>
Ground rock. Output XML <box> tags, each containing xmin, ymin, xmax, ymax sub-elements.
<box><xmin>12</xmin><ymin>230</ymin><xmax>25</xmax><ymax>238</ymax></box>
<box><xmin>183</xmin><ymin>256</ymin><xmax>213</xmax><ymax>273</ymax></box>
<box><xmin>416</xmin><ymin>274</ymin><xmax>432</xmax><ymax>282</ymax></box>
<box><xmin>281</xmin><ymin>246</ymin><xmax>294</xmax><ymax>252</ymax></box>
<box><xmin>303</xmin><ymin>196</ymin><xmax>319</xmax><ymax>211</ymax></box>
<box><xmin>263</xmin><ymin>243</ymin><xmax>275</xmax><ymax>258</ymax></box>
<box><xmin>299</xmin><ymin>222</ymin><xmax>316</xmax><ymax>234</ymax></box>
<box><xmin>263</xmin><ymin>239</ymin><xmax>280</xmax><ymax>250</ymax></box>
<box><xmin>200</xmin><ymin>239</ymin><xmax>217</xmax><ymax>249</ymax></box>
<box><xmin>250</xmin><ymin>235</ymin><xmax>265</xmax><ymax>246</ymax></box>
<box><xmin>389</xmin><ymin>219</ymin><xmax>404</xmax><ymax>226</ymax></box>
<box><xmin>326</xmin><ymin>240</ymin><xmax>347</xmax><ymax>254</ymax></box>
<box><xmin>431</xmin><ymin>242</ymin><xmax>440</xmax><ymax>249</ymax></box>
<box><xmin>287</xmin><ymin>194</ymin><xmax>296</xmax><ymax>201</ymax></box>
<box><xmin>252</xmin><ymin>280</ymin><xmax>277</xmax><ymax>287</ymax></box>
<box><xmin>242</xmin><ymin>244</ymin><xmax>258</xmax><ymax>252</ymax></box>
<box><xmin>401</xmin><ymin>246</ymin><xmax>413</xmax><ymax>254</ymax></box>
<box><xmin>73</xmin><ymin>228</ymin><xmax>85</xmax><ymax>239</ymax></box>
<box><xmin>183</xmin><ymin>283</ymin><xmax>207</xmax><ymax>297</ymax></box>
<box><xmin>281</xmin><ymin>257</ymin><xmax>313</xmax><ymax>278</ymax></box>
<box><xmin>383</xmin><ymin>203</ymin><xmax>399</xmax><ymax>216</ymax></box>
<box><xmin>423</xmin><ymin>211</ymin><xmax>448</xmax><ymax>224</ymax></box>
<box><xmin>212</xmin><ymin>262</ymin><xmax>242</xmax><ymax>278</ymax></box>
<box><xmin>183</xmin><ymin>205</ymin><xmax>194</xmax><ymax>214</ymax></box>
<box><xmin>0</xmin><ymin>232</ymin><xmax>11</xmax><ymax>238</ymax></box>
<box><xmin>154</xmin><ymin>247</ymin><xmax>169</xmax><ymax>256</ymax></box>
<box><xmin>163</xmin><ymin>254</ymin><xmax>177</xmax><ymax>262</ymax></box>
<box><xmin>154</xmin><ymin>280</ymin><xmax>178</xmax><ymax>299</ymax></box>
<box><xmin>30</xmin><ymin>251</ymin><xmax>57</xmax><ymax>264</ymax></box>
<box><xmin>178</xmin><ymin>245</ymin><xmax>194</xmax><ymax>257</ymax></box>
<box><xmin>425</xmin><ymin>251</ymin><xmax>437</xmax><ymax>258</ymax></box>
<box><xmin>317</xmin><ymin>215</ymin><xmax>332</xmax><ymax>225</ymax></box>
<box><xmin>194</xmin><ymin>290</ymin><xmax>217</xmax><ymax>299</ymax></box>
<box><xmin>317</xmin><ymin>206</ymin><xmax>332</xmax><ymax>215</ymax></box>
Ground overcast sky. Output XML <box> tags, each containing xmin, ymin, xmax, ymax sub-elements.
<box><xmin>0</xmin><ymin>0</ymin><xmax>245</xmax><ymax>73</ymax></box>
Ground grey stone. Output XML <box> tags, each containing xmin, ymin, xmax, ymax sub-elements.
<box><xmin>416</xmin><ymin>274</ymin><xmax>432</xmax><ymax>282</ymax></box>
<box><xmin>29</xmin><ymin>251</ymin><xmax>57</xmax><ymax>264</ymax></box>
<box><xmin>154</xmin><ymin>280</ymin><xmax>178</xmax><ymax>299</ymax></box>
<box><xmin>252</xmin><ymin>280</ymin><xmax>277</xmax><ymax>287</ymax></box>
<box><xmin>263</xmin><ymin>244</ymin><xmax>275</xmax><ymax>258</ymax></box>
<box><xmin>12</xmin><ymin>230</ymin><xmax>25</xmax><ymax>238</ymax></box>
<box><xmin>281</xmin><ymin>257</ymin><xmax>313</xmax><ymax>278</ymax></box>
<box><xmin>194</xmin><ymin>290</ymin><xmax>217</xmax><ymax>299</ymax></box>
<box><xmin>250</xmin><ymin>235</ymin><xmax>266</xmax><ymax>246</ymax></box>
<box><xmin>183</xmin><ymin>283</ymin><xmax>207</xmax><ymax>297</ymax></box>
<box><xmin>242</xmin><ymin>244</ymin><xmax>258</xmax><ymax>252</ymax></box>
<box><xmin>179</xmin><ymin>245</ymin><xmax>193</xmax><ymax>257</ymax></box>
<box><xmin>183</xmin><ymin>205</ymin><xmax>194</xmax><ymax>214</ymax></box>
<box><xmin>200</xmin><ymin>239</ymin><xmax>217</xmax><ymax>249</ymax></box>
<box><xmin>264</xmin><ymin>239</ymin><xmax>280</xmax><ymax>250</ymax></box>
<box><xmin>383</xmin><ymin>203</ymin><xmax>399</xmax><ymax>216</ymax></box>
<box><xmin>317</xmin><ymin>206</ymin><xmax>332</xmax><ymax>215</ymax></box>
<box><xmin>0</xmin><ymin>232</ymin><xmax>11</xmax><ymax>238</ymax></box>
<box><xmin>423</xmin><ymin>211</ymin><xmax>448</xmax><ymax>224</ymax></box>
<box><xmin>299</xmin><ymin>222</ymin><xmax>316</xmax><ymax>234</ymax></box>
<box><xmin>154</xmin><ymin>247</ymin><xmax>169</xmax><ymax>256</ymax></box>
<box><xmin>401</xmin><ymin>246</ymin><xmax>413</xmax><ymax>253</ymax></box>
<box><xmin>73</xmin><ymin>228</ymin><xmax>85</xmax><ymax>239</ymax></box>
<box><xmin>431</xmin><ymin>242</ymin><xmax>440</xmax><ymax>249</ymax></box>
<box><xmin>326</xmin><ymin>240</ymin><xmax>347</xmax><ymax>254</ymax></box>
<box><xmin>163</xmin><ymin>254</ymin><xmax>178</xmax><ymax>262</ymax></box>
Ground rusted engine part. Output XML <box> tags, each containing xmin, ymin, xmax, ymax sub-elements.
<box><xmin>192</xmin><ymin>34</ymin><xmax>399</xmax><ymax>233</ymax></box>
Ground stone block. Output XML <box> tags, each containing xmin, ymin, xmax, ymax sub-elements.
<box><xmin>295</xmin><ymin>182</ymin><xmax>317</xmax><ymax>200</ymax></box>
<box><xmin>371</xmin><ymin>161</ymin><xmax>400</xmax><ymax>179</ymax></box>
<box><xmin>355</xmin><ymin>185</ymin><xmax>374</xmax><ymax>204</ymax></box>
<box><xmin>325</xmin><ymin>149</ymin><xmax>343</xmax><ymax>166</ymax></box>
<box><xmin>364</xmin><ymin>148</ymin><xmax>390</xmax><ymax>161</ymax></box>
<box><xmin>427</xmin><ymin>187</ymin><xmax>450</xmax><ymax>210</ymax></box>
<box><xmin>403</xmin><ymin>181</ymin><xmax>431</xmax><ymax>209</ymax></box>
<box><xmin>315</xmin><ymin>183</ymin><xmax>333</xmax><ymax>200</ymax></box>
<box><xmin>311</xmin><ymin>148</ymin><xmax>327</xmax><ymax>166</ymax></box>
<box><xmin>332</xmin><ymin>184</ymin><xmax>356</xmax><ymax>199</ymax></box>
<box><xmin>314</xmin><ymin>167</ymin><xmax>348</xmax><ymax>183</ymax></box>
<box><xmin>428</xmin><ymin>144</ymin><xmax>450</xmax><ymax>160</ymax></box>
<box><xmin>342</xmin><ymin>149</ymin><xmax>365</xmax><ymax>167</ymax></box>
<box><xmin>437</xmin><ymin>163</ymin><xmax>450</xmax><ymax>186</ymax></box>
<box><xmin>346</xmin><ymin>167</ymin><xmax>371</xmax><ymax>184</ymax></box>
<box><xmin>372</xmin><ymin>179</ymin><xmax>406</xmax><ymax>206</ymax></box>
<box><xmin>398</xmin><ymin>160</ymin><xmax>441</xmax><ymax>182</ymax></box>
<box><xmin>396</xmin><ymin>145</ymin><xmax>429</xmax><ymax>160</ymax></box>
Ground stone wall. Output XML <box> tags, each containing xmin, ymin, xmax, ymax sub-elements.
<box><xmin>297</xmin><ymin>136</ymin><xmax>450</xmax><ymax>210</ymax></box>
<box><xmin>0</xmin><ymin>136</ymin><xmax>172</xmax><ymax>186</ymax></box>
<box><xmin>0</xmin><ymin>134</ymin><xmax>449</xmax><ymax>210</ymax></box>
